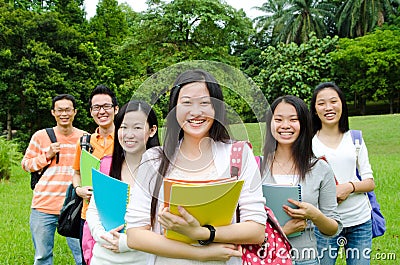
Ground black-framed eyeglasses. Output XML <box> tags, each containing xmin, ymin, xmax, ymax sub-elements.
<box><xmin>91</xmin><ymin>103</ymin><xmax>114</xmax><ymax>112</ymax></box>
<box><xmin>54</xmin><ymin>108</ymin><xmax>75</xmax><ymax>115</ymax></box>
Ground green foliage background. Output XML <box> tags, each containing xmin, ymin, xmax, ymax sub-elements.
<box><xmin>1</xmin><ymin>0</ymin><xmax>400</xmax><ymax>152</ymax></box>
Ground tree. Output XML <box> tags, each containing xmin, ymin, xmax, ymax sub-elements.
<box><xmin>0</xmin><ymin>3</ymin><xmax>100</xmax><ymax>145</ymax></box>
<box><xmin>330</xmin><ymin>29</ymin><xmax>400</xmax><ymax>114</ymax></box>
<box><xmin>336</xmin><ymin>0</ymin><xmax>399</xmax><ymax>38</ymax></box>
<box><xmin>253</xmin><ymin>0</ymin><xmax>292</xmax><ymax>45</ymax></box>
<box><xmin>256</xmin><ymin>33</ymin><xmax>338</xmax><ymax>103</ymax></box>
<box><xmin>55</xmin><ymin>0</ymin><xmax>86</xmax><ymax>26</ymax></box>
<box><xmin>117</xmin><ymin>0</ymin><xmax>255</xmax><ymax>110</ymax></box>
<box><xmin>121</xmin><ymin>0</ymin><xmax>253</xmax><ymax>75</ymax></box>
<box><xmin>86</xmin><ymin>0</ymin><xmax>133</xmax><ymax>89</ymax></box>
<box><xmin>254</xmin><ymin>0</ymin><xmax>335</xmax><ymax>44</ymax></box>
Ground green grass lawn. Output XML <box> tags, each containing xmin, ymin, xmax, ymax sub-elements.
<box><xmin>1</xmin><ymin>114</ymin><xmax>399</xmax><ymax>264</ymax></box>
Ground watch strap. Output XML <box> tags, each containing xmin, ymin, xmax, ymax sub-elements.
<box><xmin>198</xmin><ymin>224</ymin><xmax>216</xmax><ymax>245</ymax></box>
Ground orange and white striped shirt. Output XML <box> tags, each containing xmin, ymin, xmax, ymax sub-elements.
<box><xmin>22</xmin><ymin>127</ymin><xmax>86</xmax><ymax>215</ymax></box>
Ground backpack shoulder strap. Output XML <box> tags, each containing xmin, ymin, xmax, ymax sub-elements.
<box><xmin>45</xmin><ymin>128</ymin><xmax>57</xmax><ymax>143</ymax></box>
<box><xmin>45</xmin><ymin>128</ymin><xmax>59</xmax><ymax>163</ymax></box>
<box><xmin>254</xmin><ymin>155</ymin><xmax>263</xmax><ymax>170</ymax></box>
<box><xmin>350</xmin><ymin>129</ymin><xmax>363</xmax><ymax>158</ymax></box>
<box><xmin>350</xmin><ymin>130</ymin><xmax>363</xmax><ymax>156</ymax></box>
<box><xmin>350</xmin><ymin>130</ymin><xmax>363</xmax><ymax>181</ymax></box>
<box><xmin>80</xmin><ymin>134</ymin><xmax>93</xmax><ymax>153</ymax></box>
<box><xmin>230</xmin><ymin>141</ymin><xmax>247</xmax><ymax>178</ymax></box>
<box><xmin>230</xmin><ymin>141</ymin><xmax>248</xmax><ymax>223</ymax></box>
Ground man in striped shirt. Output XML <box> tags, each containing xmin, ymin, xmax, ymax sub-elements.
<box><xmin>22</xmin><ymin>94</ymin><xmax>86</xmax><ymax>265</ymax></box>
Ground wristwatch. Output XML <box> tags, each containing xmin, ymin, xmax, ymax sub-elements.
<box><xmin>198</xmin><ymin>225</ymin><xmax>216</xmax><ymax>245</ymax></box>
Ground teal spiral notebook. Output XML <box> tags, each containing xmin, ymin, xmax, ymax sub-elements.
<box><xmin>262</xmin><ymin>183</ymin><xmax>302</xmax><ymax>237</ymax></box>
<box><xmin>92</xmin><ymin>168</ymin><xmax>130</xmax><ymax>232</ymax></box>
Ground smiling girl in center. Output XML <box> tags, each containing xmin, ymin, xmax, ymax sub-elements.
<box><xmin>125</xmin><ymin>69</ymin><xmax>266</xmax><ymax>265</ymax></box>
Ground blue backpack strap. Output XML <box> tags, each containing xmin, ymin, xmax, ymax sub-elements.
<box><xmin>350</xmin><ymin>130</ymin><xmax>363</xmax><ymax>145</ymax></box>
<box><xmin>350</xmin><ymin>130</ymin><xmax>363</xmax><ymax>181</ymax></box>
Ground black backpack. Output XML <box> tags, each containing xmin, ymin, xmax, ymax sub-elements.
<box><xmin>57</xmin><ymin>134</ymin><xmax>92</xmax><ymax>238</ymax></box>
<box><xmin>57</xmin><ymin>183</ymin><xmax>83</xmax><ymax>238</ymax></box>
<box><xmin>80</xmin><ymin>134</ymin><xmax>93</xmax><ymax>154</ymax></box>
<box><xmin>30</xmin><ymin>128</ymin><xmax>58</xmax><ymax>190</ymax></box>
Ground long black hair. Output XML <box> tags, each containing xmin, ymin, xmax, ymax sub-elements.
<box><xmin>109</xmin><ymin>100</ymin><xmax>160</xmax><ymax>180</ymax></box>
<box><xmin>310</xmin><ymin>82</ymin><xmax>349</xmax><ymax>134</ymax></box>
<box><xmin>263</xmin><ymin>95</ymin><xmax>316</xmax><ymax>181</ymax></box>
<box><xmin>150</xmin><ymin>69</ymin><xmax>230</xmax><ymax>226</ymax></box>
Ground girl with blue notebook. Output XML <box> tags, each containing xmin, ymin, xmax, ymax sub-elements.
<box><xmin>85</xmin><ymin>100</ymin><xmax>160</xmax><ymax>264</ymax></box>
<box><xmin>261</xmin><ymin>95</ymin><xmax>342</xmax><ymax>265</ymax></box>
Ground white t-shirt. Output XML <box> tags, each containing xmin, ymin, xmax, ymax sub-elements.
<box><xmin>86</xmin><ymin>196</ymin><xmax>149</xmax><ymax>265</ymax></box>
<box><xmin>312</xmin><ymin>131</ymin><xmax>373</xmax><ymax>227</ymax></box>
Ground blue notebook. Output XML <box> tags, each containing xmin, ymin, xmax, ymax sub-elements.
<box><xmin>92</xmin><ymin>168</ymin><xmax>130</xmax><ymax>232</ymax></box>
<box><xmin>262</xmin><ymin>183</ymin><xmax>302</xmax><ymax>237</ymax></box>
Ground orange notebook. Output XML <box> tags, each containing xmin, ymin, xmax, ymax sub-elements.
<box><xmin>163</xmin><ymin>178</ymin><xmax>244</xmax><ymax>244</ymax></box>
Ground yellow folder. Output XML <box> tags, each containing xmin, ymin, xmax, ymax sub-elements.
<box><xmin>164</xmin><ymin>178</ymin><xmax>244</xmax><ymax>244</ymax></box>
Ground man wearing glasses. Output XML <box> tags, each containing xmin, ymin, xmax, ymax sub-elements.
<box><xmin>22</xmin><ymin>94</ymin><xmax>86</xmax><ymax>265</ymax></box>
<box><xmin>72</xmin><ymin>84</ymin><xmax>119</xmax><ymax>265</ymax></box>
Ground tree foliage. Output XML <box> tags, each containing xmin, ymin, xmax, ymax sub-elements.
<box><xmin>120</xmin><ymin>0</ymin><xmax>253</xmax><ymax>75</ymax></box>
<box><xmin>254</xmin><ymin>0</ymin><xmax>400</xmax><ymax>44</ymax></box>
<box><xmin>254</xmin><ymin>0</ymin><xmax>336</xmax><ymax>44</ymax></box>
<box><xmin>336</xmin><ymin>0</ymin><xmax>398</xmax><ymax>38</ymax></box>
<box><xmin>118</xmin><ymin>0</ymin><xmax>255</xmax><ymax>115</ymax></box>
<box><xmin>0</xmin><ymin>3</ymin><xmax>100</xmax><ymax>146</ymax></box>
<box><xmin>330</xmin><ymin>29</ymin><xmax>400</xmax><ymax>114</ymax></box>
<box><xmin>256</xmin><ymin>33</ymin><xmax>338</xmax><ymax>103</ymax></box>
<box><xmin>0</xmin><ymin>0</ymin><xmax>400</xmax><ymax>151</ymax></box>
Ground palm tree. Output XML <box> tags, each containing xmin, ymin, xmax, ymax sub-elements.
<box><xmin>253</xmin><ymin>0</ymin><xmax>291</xmax><ymax>45</ymax></box>
<box><xmin>254</xmin><ymin>0</ymin><xmax>335</xmax><ymax>45</ymax></box>
<box><xmin>336</xmin><ymin>0</ymin><xmax>399</xmax><ymax>38</ymax></box>
<box><xmin>280</xmin><ymin>0</ymin><xmax>335</xmax><ymax>44</ymax></box>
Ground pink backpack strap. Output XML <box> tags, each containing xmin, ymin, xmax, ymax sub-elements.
<box><xmin>255</xmin><ymin>156</ymin><xmax>262</xmax><ymax>169</ymax></box>
<box><xmin>230</xmin><ymin>141</ymin><xmax>247</xmax><ymax>178</ymax></box>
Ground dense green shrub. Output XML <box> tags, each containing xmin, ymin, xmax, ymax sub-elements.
<box><xmin>0</xmin><ymin>137</ymin><xmax>23</xmax><ymax>181</ymax></box>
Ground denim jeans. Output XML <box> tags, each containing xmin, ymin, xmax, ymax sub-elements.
<box><xmin>315</xmin><ymin>219</ymin><xmax>372</xmax><ymax>265</ymax></box>
<box><xmin>294</xmin><ymin>258</ymin><xmax>320</xmax><ymax>265</ymax></box>
<box><xmin>30</xmin><ymin>208</ymin><xmax>82</xmax><ymax>265</ymax></box>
